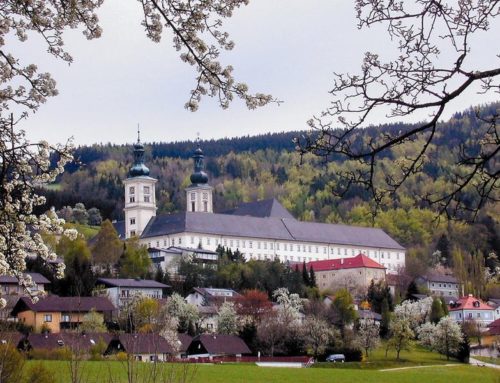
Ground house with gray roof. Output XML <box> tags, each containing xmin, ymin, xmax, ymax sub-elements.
<box><xmin>114</xmin><ymin>139</ymin><xmax>406</xmax><ymax>274</ymax></box>
<box><xmin>96</xmin><ymin>278</ymin><xmax>168</xmax><ymax>310</ymax></box>
<box><xmin>415</xmin><ymin>272</ymin><xmax>460</xmax><ymax>298</ymax></box>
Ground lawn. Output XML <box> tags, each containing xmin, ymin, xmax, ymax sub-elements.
<box><xmin>313</xmin><ymin>344</ymin><xmax>460</xmax><ymax>370</ymax></box>
<box><xmin>22</xmin><ymin>360</ymin><xmax>499</xmax><ymax>383</ymax></box>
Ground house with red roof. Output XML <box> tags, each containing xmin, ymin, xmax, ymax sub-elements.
<box><xmin>448</xmin><ymin>294</ymin><xmax>496</xmax><ymax>326</ymax></box>
<box><xmin>306</xmin><ymin>253</ymin><xmax>386</xmax><ymax>293</ymax></box>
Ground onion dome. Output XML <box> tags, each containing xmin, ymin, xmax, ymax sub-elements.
<box><xmin>190</xmin><ymin>143</ymin><xmax>209</xmax><ymax>185</ymax></box>
<box><xmin>129</xmin><ymin>131</ymin><xmax>150</xmax><ymax>177</ymax></box>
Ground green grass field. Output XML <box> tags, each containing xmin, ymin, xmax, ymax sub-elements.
<box><xmin>22</xmin><ymin>360</ymin><xmax>499</xmax><ymax>383</ymax></box>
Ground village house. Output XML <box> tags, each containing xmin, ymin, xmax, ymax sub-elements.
<box><xmin>10</xmin><ymin>296</ymin><xmax>115</xmax><ymax>333</ymax></box>
<box><xmin>448</xmin><ymin>295</ymin><xmax>496</xmax><ymax>327</ymax></box>
<box><xmin>0</xmin><ymin>273</ymin><xmax>50</xmax><ymax>295</ymax></box>
<box><xmin>106</xmin><ymin>333</ymin><xmax>178</xmax><ymax>361</ymax></box>
<box><xmin>185</xmin><ymin>287</ymin><xmax>241</xmax><ymax>307</ymax></box>
<box><xmin>186</xmin><ymin>334</ymin><xmax>251</xmax><ymax>359</ymax></box>
<box><xmin>149</xmin><ymin>246</ymin><xmax>218</xmax><ymax>276</ymax></box>
<box><xmin>95</xmin><ymin>278</ymin><xmax>168</xmax><ymax>310</ymax></box>
<box><xmin>415</xmin><ymin>272</ymin><xmax>460</xmax><ymax>298</ymax></box>
<box><xmin>307</xmin><ymin>253</ymin><xmax>386</xmax><ymax>293</ymax></box>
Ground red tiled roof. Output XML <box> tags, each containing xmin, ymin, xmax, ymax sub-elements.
<box><xmin>448</xmin><ymin>295</ymin><xmax>494</xmax><ymax>311</ymax></box>
<box><xmin>305</xmin><ymin>254</ymin><xmax>385</xmax><ymax>272</ymax></box>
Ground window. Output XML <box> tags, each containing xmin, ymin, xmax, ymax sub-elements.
<box><xmin>258</xmin><ymin>242</ymin><xmax>261</xmax><ymax>249</ymax></box>
<box><xmin>203</xmin><ymin>192</ymin><xmax>208</xmax><ymax>200</ymax></box>
<box><xmin>270</xmin><ymin>243</ymin><xmax>273</xmax><ymax>250</ymax></box>
<box><xmin>129</xmin><ymin>196</ymin><xmax>135</xmax><ymax>203</ymax></box>
<box><xmin>130</xmin><ymin>218</ymin><xmax>136</xmax><ymax>225</ymax></box>
<box><xmin>207</xmin><ymin>238</ymin><xmax>211</xmax><ymax>245</ymax></box>
<box><xmin>203</xmin><ymin>201</ymin><xmax>208</xmax><ymax>212</ymax></box>
<box><xmin>156</xmin><ymin>241</ymin><xmax>159</xmax><ymax>247</ymax></box>
<box><xmin>249</xmin><ymin>241</ymin><xmax>253</xmax><ymax>249</ymax></box>
<box><xmin>191</xmin><ymin>193</ymin><xmax>196</xmax><ymax>201</ymax></box>
<box><xmin>129</xmin><ymin>186</ymin><xmax>135</xmax><ymax>194</ymax></box>
<box><xmin>284</xmin><ymin>244</ymin><xmax>288</xmax><ymax>251</ymax></box>
<box><xmin>190</xmin><ymin>237</ymin><xmax>194</xmax><ymax>244</ymax></box>
<box><xmin>263</xmin><ymin>243</ymin><xmax>267</xmax><ymax>250</ymax></box>
<box><xmin>344</xmin><ymin>248</ymin><xmax>347</xmax><ymax>255</ymax></box>
<box><xmin>130</xmin><ymin>230</ymin><xmax>136</xmax><ymax>237</ymax></box>
<box><xmin>164</xmin><ymin>239</ymin><xmax>168</xmax><ymax>246</ymax></box>
<box><xmin>230</xmin><ymin>240</ymin><xmax>234</xmax><ymax>247</ymax></box>
<box><xmin>144</xmin><ymin>196</ymin><xmax>150</xmax><ymax>203</ymax></box>
<box><xmin>276</xmin><ymin>243</ymin><xmax>280</xmax><ymax>250</ymax></box>
<box><xmin>191</xmin><ymin>202</ymin><xmax>195</xmax><ymax>211</ymax></box>
<box><xmin>178</xmin><ymin>237</ymin><xmax>182</xmax><ymax>245</ymax></box>
<box><xmin>44</xmin><ymin>314</ymin><xmax>52</xmax><ymax>322</ymax></box>
<box><xmin>61</xmin><ymin>314</ymin><xmax>71</xmax><ymax>322</ymax></box>
<box><xmin>144</xmin><ymin>186</ymin><xmax>150</xmax><ymax>194</ymax></box>
<box><xmin>468</xmin><ymin>313</ymin><xmax>473</xmax><ymax>318</ymax></box>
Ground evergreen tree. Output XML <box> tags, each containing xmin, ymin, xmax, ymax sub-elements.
<box><xmin>380</xmin><ymin>298</ymin><xmax>391</xmax><ymax>338</ymax></box>
<box><xmin>91</xmin><ymin>219</ymin><xmax>123</xmax><ymax>272</ymax></box>
<box><xmin>430</xmin><ymin>297</ymin><xmax>445</xmax><ymax>324</ymax></box>
<box><xmin>308</xmin><ymin>266</ymin><xmax>316</xmax><ymax>287</ymax></box>
<box><xmin>405</xmin><ymin>281</ymin><xmax>419</xmax><ymax>301</ymax></box>
<box><xmin>302</xmin><ymin>261</ymin><xmax>310</xmax><ymax>286</ymax></box>
<box><xmin>118</xmin><ymin>237</ymin><xmax>151</xmax><ymax>278</ymax></box>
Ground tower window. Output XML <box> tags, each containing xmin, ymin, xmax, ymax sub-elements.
<box><xmin>191</xmin><ymin>193</ymin><xmax>196</xmax><ymax>201</ymax></box>
<box><xmin>144</xmin><ymin>186</ymin><xmax>150</xmax><ymax>194</ymax></box>
<box><xmin>130</xmin><ymin>197</ymin><xmax>135</xmax><ymax>203</ymax></box>
<box><xmin>130</xmin><ymin>230</ymin><xmax>136</xmax><ymax>237</ymax></box>
<box><xmin>129</xmin><ymin>187</ymin><xmax>135</xmax><ymax>194</ymax></box>
<box><xmin>191</xmin><ymin>202</ymin><xmax>195</xmax><ymax>211</ymax></box>
<box><xmin>144</xmin><ymin>196</ymin><xmax>150</xmax><ymax>203</ymax></box>
<box><xmin>203</xmin><ymin>201</ymin><xmax>208</xmax><ymax>212</ymax></box>
<box><xmin>130</xmin><ymin>218</ymin><xmax>136</xmax><ymax>225</ymax></box>
<box><xmin>203</xmin><ymin>192</ymin><xmax>208</xmax><ymax>200</ymax></box>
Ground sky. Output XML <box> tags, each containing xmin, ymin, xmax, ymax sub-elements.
<box><xmin>17</xmin><ymin>0</ymin><xmax>500</xmax><ymax>147</ymax></box>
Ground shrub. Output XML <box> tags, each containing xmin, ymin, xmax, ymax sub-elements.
<box><xmin>0</xmin><ymin>344</ymin><xmax>25</xmax><ymax>383</ymax></box>
<box><xmin>24</xmin><ymin>363</ymin><xmax>55</xmax><ymax>383</ymax></box>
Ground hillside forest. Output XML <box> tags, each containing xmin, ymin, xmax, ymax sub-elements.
<box><xmin>40</xmin><ymin>105</ymin><xmax>500</xmax><ymax>299</ymax></box>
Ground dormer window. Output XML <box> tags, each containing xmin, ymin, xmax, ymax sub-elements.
<box><xmin>473</xmin><ymin>301</ymin><xmax>480</xmax><ymax>308</ymax></box>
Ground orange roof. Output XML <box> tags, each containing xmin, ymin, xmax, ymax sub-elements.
<box><xmin>305</xmin><ymin>254</ymin><xmax>385</xmax><ymax>272</ymax></box>
<box><xmin>449</xmin><ymin>295</ymin><xmax>494</xmax><ymax>311</ymax></box>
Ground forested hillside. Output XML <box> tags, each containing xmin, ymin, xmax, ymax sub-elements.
<box><xmin>41</xmin><ymin>104</ymin><xmax>500</xmax><ymax>296</ymax></box>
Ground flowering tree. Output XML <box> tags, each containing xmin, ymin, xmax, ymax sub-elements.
<box><xmin>302</xmin><ymin>316</ymin><xmax>335</xmax><ymax>358</ymax></box>
<box><xmin>394</xmin><ymin>297</ymin><xmax>433</xmax><ymax>331</ymax></box>
<box><xmin>388</xmin><ymin>315</ymin><xmax>414</xmax><ymax>360</ymax></box>
<box><xmin>217</xmin><ymin>301</ymin><xmax>239</xmax><ymax>335</ymax></box>
<box><xmin>165</xmin><ymin>293</ymin><xmax>199</xmax><ymax>333</ymax></box>
<box><xmin>272</xmin><ymin>287</ymin><xmax>303</xmax><ymax>324</ymax></box>
<box><xmin>356</xmin><ymin>319</ymin><xmax>380</xmax><ymax>357</ymax></box>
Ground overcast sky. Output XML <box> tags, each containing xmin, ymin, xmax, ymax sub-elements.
<box><xmin>19</xmin><ymin>0</ymin><xmax>500</xmax><ymax>147</ymax></box>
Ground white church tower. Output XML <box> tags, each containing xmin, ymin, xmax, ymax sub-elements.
<box><xmin>124</xmin><ymin>131</ymin><xmax>157</xmax><ymax>238</ymax></box>
<box><xmin>185</xmin><ymin>142</ymin><xmax>213</xmax><ymax>213</ymax></box>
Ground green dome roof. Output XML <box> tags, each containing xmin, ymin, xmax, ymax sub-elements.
<box><xmin>129</xmin><ymin>141</ymin><xmax>150</xmax><ymax>177</ymax></box>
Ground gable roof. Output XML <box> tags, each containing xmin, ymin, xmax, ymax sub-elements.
<box><xmin>192</xmin><ymin>287</ymin><xmax>241</xmax><ymax>299</ymax></box>
<box><xmin>449</xmin><ymin>295</ymin><xmax>494</xmax><ymax>311</ymax></box>
<box><xmin>141</xmin><ymin>212</ymin><xmax>404</xmax><ymax>251</ymax></box>
<box><xmin>0</xmin><ymin>273</ymin><xmax>50</xmax><ymax>285</ymax></box>
<box><xmin>226</xmin><ymin>198</ymin><xmax>295</xmax><ymax>220</ymax></box>
<box><xmin>419</xmin><ymin>272</ymin><xmax>458</xmax><ymax>284</ymax></box>
<box><xmin>117</xmin><ymin>333</ymin><xmax>176</xmax><ymax>354</ymax></box>
<box><xmin>112</xmin><ymin>220</ymin><xmax>126</xmax><ymax>239</ymax></box>
<box><xmin>11</xmin><ymin>296</ymin><xmax>115</xmax><ymax>315</ymax></box>
<box><xmin>96</xmin><ymin>278</ymin><xmax>168</xmax><ymax>289</ymax></box>
<box><xmin>25</xmin><ymin>333</ymin><xmax>112</xmax><ymax>352</ymax></box>
<box><xmin>189</xmin><ymin>334</ymin><xmax>251</xmax><ymax>355</ymax></box>
<box><xmin>305</xmin><ymin>254</ymin><xmax>385</xmax><ymax>272</ymax></box>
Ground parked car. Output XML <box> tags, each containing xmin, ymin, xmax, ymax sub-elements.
<box><xmin>326</xmin><ymin>354</ymin><xmax>345</xmax><ymax>363</ymax></box>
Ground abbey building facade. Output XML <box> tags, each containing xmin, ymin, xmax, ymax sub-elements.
<box><xmin>117</xmin><ymin>139</ymin><xmax>405</xmax><ymax>274</ymax></box>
